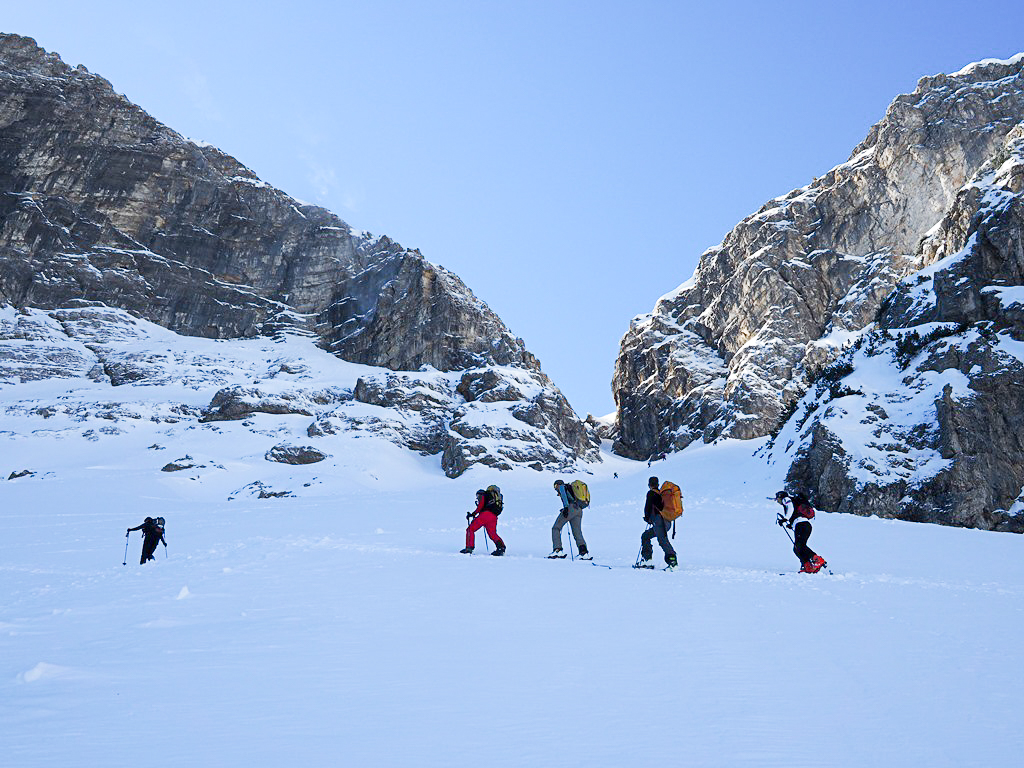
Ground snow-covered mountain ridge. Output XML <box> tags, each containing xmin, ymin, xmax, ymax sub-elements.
<box><xmin>0</xmin><ymin>33</ymin><xmax>598</xmax><ymax>474</ymax></box>
<box><xmin>613</xmin><ymin>54</ymin><xmax>1024</xmax><ymax>530</ymax></box>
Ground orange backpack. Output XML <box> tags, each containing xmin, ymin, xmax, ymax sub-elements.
<box><xmin>660</xmin><ymin>481</ymin><xmax>683</xmax><ymax>522</ymax></box>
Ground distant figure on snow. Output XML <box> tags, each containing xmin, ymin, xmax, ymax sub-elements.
<box><xmin>638</xmin><ymin>476</ymin><xmax>679</xmax><ymax>570</ymax></box>
<box><xmin>127</xmin><ymin>516</ymin><xmax>167</xmax><ymax>564</ymax></box>
<box><xmin>461</xmin><ymin>486</ymin><xmax>505</xmax><ymax>556</ymax></box>
<box><xmin>549</xmin><ymin>479</ymin><xmax>590</xmax><ymax>560</ymax></box>
<box><xmin>774</xmin><ymin>491</ymin><xmax>826</xmax><ymax>573</ymax></box>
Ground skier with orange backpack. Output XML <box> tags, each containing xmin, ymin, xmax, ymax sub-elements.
<box><xmin>774</xmin><ymin>490</ymin><xmax>826</xmax><ymax>573</ymax></box>
<box><xmin>637</xmin><ymin>477</ymin><xmax>680</xmax><ymax>570</ymax></box>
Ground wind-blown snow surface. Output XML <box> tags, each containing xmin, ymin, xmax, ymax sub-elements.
<box><xmin>3</xmin><ymin>410</ymin><xmax>1024</xmax><ymax>765</ymax></box>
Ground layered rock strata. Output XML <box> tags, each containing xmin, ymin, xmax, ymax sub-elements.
<box><xmin>0</xmin><ymin>33</ymin><xmax>532</xmax><ymax>373</ymax></box>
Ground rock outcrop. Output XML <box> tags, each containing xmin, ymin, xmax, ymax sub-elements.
<box><xmin>0</xmin><ymin>306</ymin><xmax>599</xmax><ymax>478</ymax></box>
<box><xmin>613</xmin><ymin>55</ymin><xmax>1024</xmax><ymax>462</ymax></box>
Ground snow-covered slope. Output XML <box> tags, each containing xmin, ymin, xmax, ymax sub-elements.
<box><xmin>0</xmin><ymin>306</ymin><xmax>599</xmax><ymax>480</ymax></box>
<box><xmin>3</xmin><ymin>389</ymin><xmax>1023</xmax><ymax>765</ymax></box>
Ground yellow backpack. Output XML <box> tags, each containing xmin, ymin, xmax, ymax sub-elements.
<box><xmin>660</xmin><ymin>481</ymin><xmax>683</xmax><ymax>522</ymax></box>
<box><xmin>568</xmin><ymin>480</ymin><xmax>590</xmax><ymax>508</ymax></box>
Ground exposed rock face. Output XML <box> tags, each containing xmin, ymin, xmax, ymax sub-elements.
<box><xmin>310</xmin><ymin>366</ymin><xmax>599</xmax><ymax>478</ymax></box>
<box><xmin>777</xmin><ymin>123</ymin><xmax>1024</xmax><ymax>531</ymax></box>
<box><xmin>0</xmin><ymin>33</ymin><xmax>535</xmax><ymax>372</ymax></box>
<box><xmin>0</xmin><ymin>34</ymin><xmax>599</xmax><ymax>474</ymax></box>
<box><xmin>613</xmin><ymin>55</ymin><xmax>1024</xmax><ymax>461</ymax></box>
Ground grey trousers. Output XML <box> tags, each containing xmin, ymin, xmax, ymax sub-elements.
<box><xmin>641</xmin><ymin>515</ymin><xmax>676</xmax><ymax>562</ymax></box>
<box><xmin>552</xmin><ymin>503</ymin><xmax>587</xmax><ymax>551</ymax></box>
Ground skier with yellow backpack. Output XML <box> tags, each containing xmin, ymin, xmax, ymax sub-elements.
<box><xmin>548</xmin><ymin>479</ymin><xmax>591</xmax><ymax>560</ymax></box>
<box><xmin>636</xmin><ymin>477</ymin><xmax>681</xmax><ymax>570</ymax></box>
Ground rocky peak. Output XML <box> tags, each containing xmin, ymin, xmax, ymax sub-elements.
<box><xmin>0</xmin><ymin>33</ymin><xmax>535</xmax><ymax>375</ymax></box>
<box><xmin>613</xmin><ymin>54</ymin><xmax>1024</xmax><ymax>461</ymax></box>
<box><xmin>0</xmin><ymin>34</ymin><xmax>598</xmax><ymax>475</ymax></box>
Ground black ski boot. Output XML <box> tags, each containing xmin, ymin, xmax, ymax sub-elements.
<box><xmin>491</xmin><ymin>546</ymin><xmax>505</xmax><ymax>556</ymax></box>
<box><xmin>459</xmin><ymin>547</ymin><xmax>473</xmax><ymax>554</ymax></box>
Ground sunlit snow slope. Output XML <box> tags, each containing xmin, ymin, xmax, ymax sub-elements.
<box><xmin>3</xmin><ymin>415</ymin><xmax>1023</xmax><ymax>767</ymax></box>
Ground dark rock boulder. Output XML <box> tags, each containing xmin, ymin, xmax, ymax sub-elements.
<box><xmin>265</xmin><ymin>444</ymin><xmax>328</xmax><ymax>465</ymax></box>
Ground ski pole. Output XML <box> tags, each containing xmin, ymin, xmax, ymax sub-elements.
<box><xmin>565</xmin><ymin>511</ymin><xmax>575</xmax><ymax>561</ymax></box>
<box><xmin>123</xmin><ymin>531</ymin><xmax>130</xmax><ymax>566</ymax></box>
<box><xmin>776</xmin><ymin>513</ymin><xmax>795</xmax><ymax>544</ymax></box>
<box><xmin>635</xmin><ymin>525</ymin><xmax>654</xmax><ymax>566</ymax></box>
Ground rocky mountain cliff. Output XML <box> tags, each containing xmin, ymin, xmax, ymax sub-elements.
<box><xmin>774</xmin><ymin>122</ymin><xmax>1024</xmax><ymax>531</ymax></box>
<box><xmin>0</xmin><ymin>33</ymin><xmax>598</xmax><ymax>475</ymax></box>
<box><xmin>613</xmin><ymin>54</ymin><xmax>1024</xmax><ymax>530</ymax></box>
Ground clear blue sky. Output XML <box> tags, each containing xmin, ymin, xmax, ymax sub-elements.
<box><xmin>6</xmin><ymin>1</ymin><xmax>1024</xmax><ymax>416</ymax></box>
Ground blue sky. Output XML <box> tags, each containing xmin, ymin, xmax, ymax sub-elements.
<box><xmin>6</xmin><ymin>1</ymin><xmax>1024</xmax><ymax>417</ymax></box>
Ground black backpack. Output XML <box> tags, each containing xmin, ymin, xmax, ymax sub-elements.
<box><xmin>788</xmin><ymin>493</ymin><xmax>815</xmax><ymax>519</ymax></box>
<box><xmin>485</xmin><ymin>485</ymin><xmax>503</xmax><ymax>515</ymax></box>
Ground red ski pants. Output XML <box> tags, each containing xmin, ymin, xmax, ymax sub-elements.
<box><xmin>466</xmin><ymin>510</ymin><xmax>504</xmax><ymax>549</ymax></box>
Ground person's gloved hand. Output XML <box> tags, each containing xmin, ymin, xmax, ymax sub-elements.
<box><xmin>560</xmin><ymin>508</ymin><xmax>569</xmax><ymax>519</ymax></box>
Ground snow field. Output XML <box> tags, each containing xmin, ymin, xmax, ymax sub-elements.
<box><xmin>3</xmin><ymin>427</ymin><xmax>1024</xmax><ymax>767</ymax></box>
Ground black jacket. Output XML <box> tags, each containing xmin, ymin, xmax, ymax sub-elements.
<box><xmin>643</xmin><ymin>489</ymin><xmax>663</xmax><ymax>524</ymax></box>
<box><xmin>128</xmin><ymin>519</ymin><xmax>166</xmax><ymax>544</ymax></box>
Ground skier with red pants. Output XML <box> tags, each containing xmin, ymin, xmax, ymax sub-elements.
<box><xmin>460</xmin><ymin>485</ymin><xmax>505</xmax><ymax>556</ymax></box>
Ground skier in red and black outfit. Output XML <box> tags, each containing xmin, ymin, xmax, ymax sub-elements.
<box><xmin>775</xmin><ymin>491</ymin><xmax>826</xmax><ymax>573</ymax></box>
<box><xmin>460</xmin><ymin>486</ymin><xmax>505</xmax><ymax>556</ymax></box>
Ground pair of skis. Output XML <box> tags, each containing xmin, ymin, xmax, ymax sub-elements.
<box><xmin>545</xmin><ymin>552</ymin><xmax>592</xmax><ymax>561</ymax></box>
